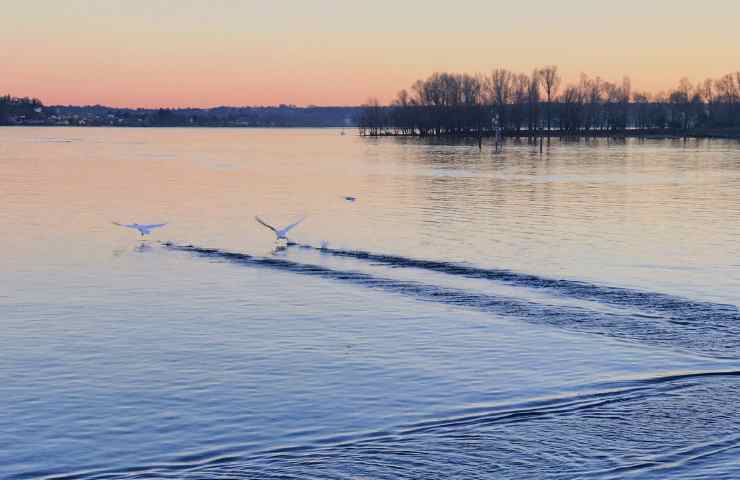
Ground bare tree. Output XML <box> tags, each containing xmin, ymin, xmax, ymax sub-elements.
<box><xmin>511</xmin><ymin>74</ymin><xmax>530</xmax><ymax>133</ymax></box>
<box><xmin>527</xmin><ymin>69</ymin><xmax>541</xmax><ymax>140</ymax></box>
<box><xmin>560</xmin><ymin>84</ymin><xmax>583</xmax><ymax>134</ymax></box>
<box><xmin>539</xmin><ymin>65</ymin><xmax>561</xmax><ymax>135</ymax></box>
<box><xmin>632</xmin><ymin>91</ymin><xmax>651</xmax><ymax>130</ymax></box>
<box><xmin>698</xmin><ymin>79</ymin><xmax>714</xmax><ymax>124</ymax></box>
<box><xmin>578</xmin><ymin>74</ymin><xmax>602</xmax><ymax>133</ymax></box>
<box><xmin>669</xmin><ymin>78</ymin><xmax>693</xmax><ymax>130</ymax></box>
<box><xmin>359</xmin><ymin>98</ymin><xmax>385</xmax><ymax>136</ymax></box>
<box><xmin>486</xmin><ymin>69</ymin><xmax>512</xmax><ymax>131</ymax></box>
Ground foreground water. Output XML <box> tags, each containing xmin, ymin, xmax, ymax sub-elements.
<box><xmin>1</xmin><ymin>128</ymin><xmax>740</xmax><ymax>479</ymax></box>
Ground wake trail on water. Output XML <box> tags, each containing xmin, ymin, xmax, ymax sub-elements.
<box><xmin>163</xmin><ymin>242</ymin><xmax>740</xmax><ymax>359</ymax></box>
<box><xmin>297</xmin><ymin>243</ymin><xmax>740</xmax><ymax>326</ymax></box>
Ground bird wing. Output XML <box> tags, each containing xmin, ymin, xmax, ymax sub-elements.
<box><xmin>113</xmin><ymin>221</ymin><xmax>136</xmax><ymax>229</ymax></box>
<box><xmin>281</xmin><ymin>216</ymin><xmax>306</xmax><ymax>234</ymax></box>
<box><xmin>255</xmin><ymin>216</ymin><xmax>278</xmax><ymax>233</ymax></box>
<box><xmin>139</xmin><ymin>223</ymin><xmax>167</xmax><ymax>229</ymax></box>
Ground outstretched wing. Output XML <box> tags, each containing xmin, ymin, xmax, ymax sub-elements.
<box><xmin>140</xmin><ymin>223</ymin><xmax>167</xmax><ymax>229</ymax></box>
<box><xmin>113</xmin><ymin>221</ymin><xmax>136</xmax><ymax>229</ymax></box>
<box><xmin>281</xmin><ymin>216</ymin><xmax>305</xmax><ymax>234</ymax></box>
<box><xmin>255</xmin><ymin>216</ymin><xmax>278</xmax><ymax>233</ymax></box>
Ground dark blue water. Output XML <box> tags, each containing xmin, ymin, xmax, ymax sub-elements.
<box><xmin>1</xmin><ymin>128</ymin><xmax>740</xmax><ymax>479</ymax></box>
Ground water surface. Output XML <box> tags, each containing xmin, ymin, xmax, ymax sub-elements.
<box><xmin>2</xmin><ymin>128</ymin><xmax>740</xmax><ymax>479</ymax></box>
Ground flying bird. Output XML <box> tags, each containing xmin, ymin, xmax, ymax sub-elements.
<box><xmin>255</xmin><ymin>216</ymin><xmax>305</xmax><ymax>242</ymax></box>
<box><xmin>342</xmin><ymin>196</ymin><xmax>357</xmax><ymax>202</ymax></box>
<box><xmin>113</xmin><ymin>222</ymin><xmax>167</xmax><ymax>238</ymax></box>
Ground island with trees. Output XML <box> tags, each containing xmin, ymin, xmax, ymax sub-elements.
<box><xmin>358</xmin><ymin>67</ymin><xmax>740</xmax><ymax>139</ymax></box>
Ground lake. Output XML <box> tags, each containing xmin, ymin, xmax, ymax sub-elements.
<box><xmin>2</xmin><ymin>127</ymin><xmax>740</xmax><ymax>479</ymax></box>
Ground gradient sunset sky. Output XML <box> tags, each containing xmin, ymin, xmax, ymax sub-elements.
<box><xmin>3</xmin><ymin>0</ymin><xmax>739</xmax><ymax>107</ymax></box>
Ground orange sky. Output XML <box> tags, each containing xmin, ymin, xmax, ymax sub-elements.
<box><xmin>3</xmin><ymin>1</ymin><xmax>739</xmax><ymax>107</ymax></box>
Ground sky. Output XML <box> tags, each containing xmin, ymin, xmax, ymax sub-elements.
<box><xmin>2</xmin><ymin>0</ymin><xmax>739</xmax><ymax>107</ymax></box>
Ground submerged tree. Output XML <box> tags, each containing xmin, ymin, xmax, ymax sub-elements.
<box><xmin>486</xmin><ymin>69</ymin><xmax>512</xmax><ymax>131</ymax></box>
<box><xmin>358</xmin><ymin>98</ymin><xmax>386</xmax><ymax>136</ymax></box>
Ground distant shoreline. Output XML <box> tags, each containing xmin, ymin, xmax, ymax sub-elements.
<box><xmin>0</xmin><ymin>98</ymin><xmax>361</xmax><ymax>128</ymax></box>
<box><xmin>362</xmin><ymin>128</ymin><xmax>740</xmax><ymax>140</ymax></box>
<box><xmin>3</xmin><ymin>125</ymin><xmax>740</xmax><ymax>140</ymax></box>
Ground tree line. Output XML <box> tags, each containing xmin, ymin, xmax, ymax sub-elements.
<box><xmin>0</xmin><ymin>99</ymin><xmax>361</xmax><ymax>127</ymax></box>
<box><xmin>0</xmin><ymin>95</ymin><xmax>44</xmax><ymax>124</ymax></box>
<box><xmin>359</xmin><ymin>67</ymin><xmax>740</xmax><ymax>137</ymax></box>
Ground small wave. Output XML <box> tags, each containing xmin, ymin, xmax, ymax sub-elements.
<box><xmin>583</xmin><ymin>433</ymin><xmax>740</xmax><ymax>479</ymax></box>
<box><xmin>33</xmin><ymin>369</ymin><xmax>740</xmax><ymax>480</ymax></box>
<box><xmin>192</xmin><ymin>370</ymin><xmax>740</xmax><ymax>480</ymax></box>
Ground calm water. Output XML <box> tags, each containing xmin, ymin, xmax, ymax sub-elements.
<box><xmin>2</xmin><ymin>128</ymin><xmax>740</xmax><ymax>479</ymax></box>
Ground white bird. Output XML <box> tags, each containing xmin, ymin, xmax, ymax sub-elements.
<box><xmin>113</xmin><ymin>222</ymin><xmax>167</xmax><ymax>238</ymax></box>
<box><xmin>255</xmin><ymin>216</ymin><xmax>305</xmax><ymax>241</ymax></box>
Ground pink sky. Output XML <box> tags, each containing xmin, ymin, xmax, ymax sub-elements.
<box><xmin>3</xmin><ymin>1</ymin><xmax>739</xmax><ymax>107</ymax></box>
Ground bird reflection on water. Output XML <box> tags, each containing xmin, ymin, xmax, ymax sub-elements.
<box><xmin>134</xmin><ymin>242</ymin><xmax>154</xmax><ymax>253</ymax></box>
